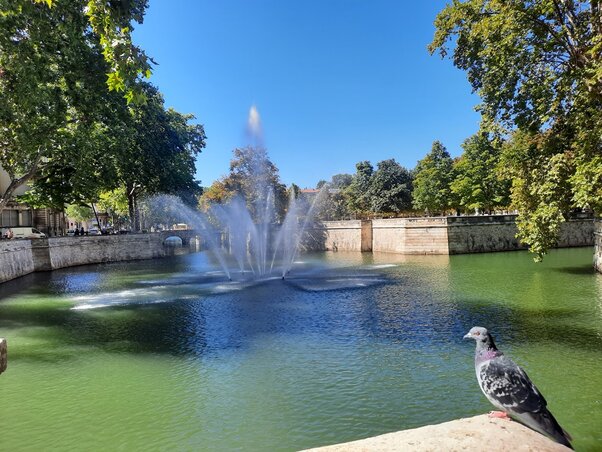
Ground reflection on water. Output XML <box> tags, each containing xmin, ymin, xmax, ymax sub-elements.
<box><xmin>0</xmin><ymin>248</ymin><xmax>600</xmax><ymax>451</ymax></box>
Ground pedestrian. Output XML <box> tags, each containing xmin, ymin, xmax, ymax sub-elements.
<box><xmin>6</xmin><ymin>228</ymin><xmax>13</xmax><ymax>239</ymax></box>
<box><xmin>74</xmin><ymin>228</ymin><xmax>79</xmax><ymax>236</ymax></box>
<box><xmin>80</xmin><ymin>226</ymin><xmax>85</xmax><ymax>236</ymax></box>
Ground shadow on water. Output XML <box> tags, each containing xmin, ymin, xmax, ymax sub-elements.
<box><xmin>2</xmin><ymin>248</ymin><xmax>601</xmax><ymax>365</ymax></box>
<box><xmin>554</xmin><ymin>264</ymin><xmax>598</xmax><ymax>275</ymax></box>
<box><xmin>2</xmin><ymin>286</ymin><xmax>602</xmax><ymax>366</ymax></box>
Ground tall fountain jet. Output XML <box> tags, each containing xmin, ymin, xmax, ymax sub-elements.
<box><xmin>150</xmin><ymin>105</ymin><xmax>323</xmax><ymax>281</ymax></box>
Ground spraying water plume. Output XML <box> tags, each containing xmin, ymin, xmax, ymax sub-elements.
<box><xmin>246</xmin><ymin>104</ymin><xmax>263</xmax><ymax>146</ymax></box>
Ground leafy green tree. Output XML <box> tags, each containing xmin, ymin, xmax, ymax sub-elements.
<box><xmin>412</xmin><ymin>141</ymin><xmax>454</xmax><ymax>215</ymax></box>
<box><xmin>199</xmin><ymin>179</ymin><xmax>231</xmax><ymax>211</ymax></box>
<box><xmin>501</xmin><ymin>129</ymin><xmax>574</xmax><ymax>259</ymax></box>
<box><xmin>368</xmin><ymin>159</ymin><xmax>413</xmax><ymax>213</ymax></box>
<box><xmin>65</xmin><ymin>204</ymin><xmax>93</xmax><ymax>224</ymax></box>
<box><xmin>451</xmin><ymin>134</ymin><xmax>510</xmax><ymax>213</ymax></box>
<box><xmin>314</xmin><ymin>189</ymin><xmax>351</xmax><ymax>221</ymax></box>
<box><xmin>200</xmin><ymin>147</ymin><xmax>287</xmax><ymax>222</ymax></box>
<box><xmin>430</xmin><ymin>0</ymin><xmax>602</xmax><ymax>256</ymax></box>
<box><xmin>0</xmin><ymin>0</ymin><xmax>153</xmax><ymax>213</ymax></box>
<box><xmin>36</xmin><ymin>0</ymin><xmax>153</xmax><ymax>103</ymax></box>
<box><xmin>108</xmin><ymin>83</ymin><xmax>205</xmax><ymax>231</ymax></box>
<box><xmin>345</xmin><ymin>161</ymin><xmax>374</xmax><ymax>214</ymax></box>
<box><xmin>97</xmin><ymin>188</ymin><xmax>129</xmax><ymax>228</ymax></box>
<box><xmin>330</xmin><ymin>173</ymin><xmax>353</xmax><ymax>189</ymax></box>
<box><xmin>287</xmin><ymin>183</ymin><xmax>301</xmax><ymax>200</ymax></box>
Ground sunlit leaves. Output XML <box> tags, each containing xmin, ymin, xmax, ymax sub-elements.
<box><xmin>431</xmin><ymin>0</ymin><xmax>602</xmax><ymax>258</ymax></box>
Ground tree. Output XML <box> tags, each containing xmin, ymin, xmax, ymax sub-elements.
<box><xmin>430</xmin><ymin>0</ymin><xmax>602</xmax><ymax>257</ymax></box>
<box><xmin>314</xmin><ymin>189</ymin><xmax>351</xmax><ymax>221</ymax></box>
<box><xmin>368</xmin><ymin>159</ymin><xmax>413</xmax><ymax>213</ymax></box>
<box><xmin>451</xmin><ymin>133</ymin><xmax>510</xmax><ymax>213</ymax></box>
<box><xmin>199</xmin><ymin>180</ymin><xmax>231</xmax><ymax>211</ymax></box>
<box><xmin>65</xmin><ymin>204</ymin><xmax>93</xmax><ymax>224</ymax></box>
<box><xmin>501</xmin><ymin>129</ymin><xmax>574</xmax><ymax>258</ymax></box>
<box><xmin>119</xmin><ymin>86</ymin><xmax>205</xmax><ymax>231</ymax></box>
<box><xmin>330</xmin><ymin>173</ymin><xmax>353</xmax><ymax>189</ymax></box>
<box><xmin>0</xmin><ymin>0</ymin><xmax>153</xmax><ymax>213</ymax></box>
<box><xmin>35</xmin><ymin>0</ymin><xmax>154</xmax><ymax>103</ymax></box>
<box><xmin>200</xmin><ymin>147</ymin><xmax>287</xmax><ymax>222</ymax></box>
<box><xmin>97</xmin><ymin>188</ymin><xmax>128</xmax><ymax>229</ymax></box>
<box><xmin>345</xmin><ymin>161</ymin><xmax>374</xmax><ymax>214</ymax></box>
<box><xmin>412</xmin><ymin>141</ymin><xmax>454</xmax><ymax>215</ymax></box>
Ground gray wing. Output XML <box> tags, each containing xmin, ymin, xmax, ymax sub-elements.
<box><xmin>480</xmin><ymin>355</ymin><xmax>547</xmax><ymax>414</ymax></box>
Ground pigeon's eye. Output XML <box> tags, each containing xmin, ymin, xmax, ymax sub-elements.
<box><xmin>474</xmin><ymin>331</ymin><xmax>480</xmax><ymax>336</ymax></box>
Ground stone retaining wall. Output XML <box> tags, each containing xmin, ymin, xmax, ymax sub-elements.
<box><xmin>46</xmin><ymin>235</ymin><xmax>165</xmax><ymax>269</ymax></box>
<box><xmin>304</xmin><ymin>220</ymin><xmax>364</xmax><ymax>252</ymax></box>
<box><xmin>305</xmin><ymin>215</ymin><xmax>595</xmax><ymax>256</ymax></box>
<box><xmin>0</xmin><ymin>234</ymin><xmax>166</xmax><ymax>283</ymax></box>
<box><xmin>0</xmin><ymin>240</ymin><xmax>35</xmax><ymax>283</ymax></box>
<box><xmin>372</xmin><ymin>217</ymin><xmax>449</xmax><ymax>254</ymax></box>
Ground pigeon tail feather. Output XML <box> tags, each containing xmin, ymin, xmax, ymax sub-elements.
<box><xmin>516</xmin><ymin>409</ymin><xmax>573</xmax><ymax>450</ymax></box>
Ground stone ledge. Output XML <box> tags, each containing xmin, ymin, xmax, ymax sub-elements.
<box><xmin>302</xmin><ymin>414</ymin><xmax>571</xmax><ymax>451</ymax></box>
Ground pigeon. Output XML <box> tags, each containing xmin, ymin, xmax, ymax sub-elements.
<box><xmin>463</xmin><ymin>326</ymin><xmax>573</xmax><ymax>449</ymax></box>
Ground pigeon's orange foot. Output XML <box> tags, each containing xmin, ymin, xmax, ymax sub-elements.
<box><xmin>488</xmin><ymin>411</ymin><xmax>510</xmax><ymax>419</ymax></box>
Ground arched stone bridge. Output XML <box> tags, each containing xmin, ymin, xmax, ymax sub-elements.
<box><xmin>157</xmin><ymin>229</ymin><xmax>203</xmax><ymax>246</ymax></box>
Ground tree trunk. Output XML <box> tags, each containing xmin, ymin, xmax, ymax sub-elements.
<box><xmin>133</xmin><ymin>194</ymin><xmax>140</xmax><ymax>232</ymax></box>
<box><xmin>0</xmin><ymin>156</ymin><xmax>43</xmax><ymax>214</ymax></box>
<box><xmin>127</xmin><ymin>182</ymin><xmax>136</xmax><ymax>231</ymax></box>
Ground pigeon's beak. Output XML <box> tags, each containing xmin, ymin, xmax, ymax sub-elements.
<box><xmin>463</xmin><ymin>332</ymin><xmax>472</xmax><ymax>340</ymax></box>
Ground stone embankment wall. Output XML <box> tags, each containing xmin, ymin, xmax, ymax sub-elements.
<box><xmin>305</xmin><ymin>215</ymin><xmax>595</xmax><ymax>255</ymax></box>
<box><xmin>0</xmin><ymin>240</ymin><xmax>35</xmax><ymax>283</ymax></box>
<box><xmin>594</xmin><ymin>218</ymin><xmax>602</xmax><ymax>273</ymax></box>
<box><xmin>0</xmin><ymin>235</ymin><xmax>166</xmax><ymax>283</ymax></box>
<box><xmin>372</xmin><ymin>217</ymin><xmax>449</xmax><ymax>254</ymax></box>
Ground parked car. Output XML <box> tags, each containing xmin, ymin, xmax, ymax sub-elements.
<box><xmin>8</xmin><ymin>227</ymin><xmax>47</xmax><ymax>239</ymax></box>
<box><xmin>88</xmin><ymin>228</ymin><xmax>101</xmax><ymax>236</ymax></box>
<box><xmin>67</xmin><ymin>229</ymin><xmax>76</xmax><ymax>236</ymax></box>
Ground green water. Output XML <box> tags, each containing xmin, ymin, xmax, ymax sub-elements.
<box><xmin>0</xmin><ymin>248</ymin><xmax>601</xmax><ymax>451</ymax></box>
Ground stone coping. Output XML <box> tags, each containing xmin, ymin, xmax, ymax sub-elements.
<box><xmin>303</xmin><ymin>414</ymin><xmax>571</xmax><ymax>451</ymax></box>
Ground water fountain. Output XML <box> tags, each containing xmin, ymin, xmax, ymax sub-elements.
<box><xmin>147</xmin><ymin>105</ymin><xmax>324</xmax><ymax>281</ymax></box>
<box><xmin>148</xmin><ymin>178</ymin><xmax>322</xmax><ymax>282</ymax></box>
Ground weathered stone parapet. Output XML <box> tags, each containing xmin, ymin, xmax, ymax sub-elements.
<box><xmin>47</xmin><ymin>235</ymin><xmax>166</xmax><ymax>269</ymax></box>
<box><xmin>0</xmin><ymin>234</ymin><xmax>168</xmax><ymax>283</ymax></box>
<box><xmin>372</xmin><ymin>217</ymin><xmax>449</xmax><ymax>254</ymax></box>
<box><xmin>0</xmin><ymin>338</ymin><xmax>7</xmax><ymax>375</ymax></box>
<box><xmin>594</xmin><ymin>218</ymin><xmax>602</xmax><ymax>273</ymax></box>
<box><xmin>303</xmin><ymin>414</ymin><xmax>571</xmax><ymax>451</ymax></box>
<box><xmin>304</xmin><ymin>220</ymin><xmax>364</xmax><ymax>252</ymax></box>
<box><xmin>304</xmin><ymin>215</ymin><xmax>595</xmax><ymax>255</ymax></box>
<box><xmin>0</xmin><ymin>240</ymin><xmax>35</xmax><ymax>283</ymax></box>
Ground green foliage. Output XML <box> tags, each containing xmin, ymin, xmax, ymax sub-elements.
<box><xmin>34</xmin><ymin>0</ymin><xmax>153</xmax><ymax>103</ymax></box>
<box><xmin>502</xmin><ymin>129</ymin><xmax>574</xmax><ymax>260</ymax></box>
<box><xmin>330</xmin><ymin>173</ymin><xmax>353</xmax><ymax>189</ymax></box>
<box><xmin>314</xmin><ymin>189</ymin><xmax>351</xmax><ymax>221</ymax></box>
<box><xmin>430</xmin><ymin>0</ymin><xmax>602</xmax><ymax>257</ymax></box>
<box><xmin>65</xmin><ymin>204</ymin><xmax>93</xmax><ymax>223</ymax></box>
<box><xmin>199</xmin><ymin>147</ymin><xmax>287</xmax><ymax>222</ymax></box>
<box><xmin>0</xmin><ymin>0</ymin><xmax>166</xmax><ymax>215</ymax></box>
<box><xmin>345</xmin><ymin>161</ymin><xmax>374</xmax><ymax>214</ymax></box>
<box><xmin>412</xmin><ymin>141</ymin><xmax>454</xmax><ymax>214</ymax></box>
<box><xmin>368</xmin><ymin>159</ymin><xmax>413</xmax><ymax>213</ymax></box>
<box><xmin>450</xmin><ymin>133</ymin><xmax>510</xmax><ymax>212</ymax></box>
<box><xmin>97</xmin><ymin>189</ymin><xmax>128</xmax><ymax>217</ymax></box>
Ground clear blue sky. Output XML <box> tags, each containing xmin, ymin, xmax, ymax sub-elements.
<box><xmin>133</xmin><ymin>0</ymin><xmax>480</xmax><ymax>189</ymax></box>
